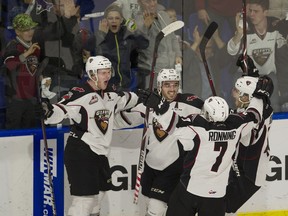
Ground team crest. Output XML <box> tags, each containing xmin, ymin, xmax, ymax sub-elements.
<box><xmin>152</xmin><ymin>118</ymin><xmax>168</xmax><ymax>142</ymax></box>
<box><xmin>252</xmin><ymin>48</ymin><xmax>272</xmax><ymax>66</ymax></box>
<box><xmin>25</xmin><ymin>55</ymin><xmax>39</xmax><ymax>76</ymax></box>
<box><xmin>94</xmin><ymin>110</ymin><xmax>110</xmax><ymax>134</ymax></box>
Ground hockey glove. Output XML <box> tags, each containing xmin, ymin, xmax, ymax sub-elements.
<box><xmin>252</xmin><ymin>75</ymin><xmax>274</xmax><ymax>105</ymax></box>
<box><xmin>236</xmin><ymin>54</ymin><xmax>259</xmax><ymax>77</ymax></box>
<box><xmin>137</xmin><ymin>89</ymin><xmax>161</xmax><ymax>109</ymax></box>
<box><xmin>34</xmin><ymin>100</ymin><xmax>54</xmax><ymax>120</ymax></box>
<box><xmin>154</xmin><ymin>99</ymin><xmax>170</xmax><ymax>115</ymax></box>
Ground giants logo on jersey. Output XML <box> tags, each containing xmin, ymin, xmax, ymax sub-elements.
<box><xmin>25</xmin><ymin>55</ymin><xmax>39</xmax><ymax>76</ymax></box>
<box><xmin>152</xmin><ymin>118</ymin><xmax>168</xmax><ymax>142</ymax></box>
<box><xmin>252</xmin><ymin>48</ymin><xmax>272</xmax><ymax>66</ymax></box>
<box><xmin>94</xmin><ymin>109</ymin><xmax>111</xmax><ymax>134</ymax></box>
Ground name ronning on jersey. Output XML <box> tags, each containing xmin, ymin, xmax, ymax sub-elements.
<box><xmin>208</xmin><ymin>131</ymin><xmax>236</xmax><ymax>141</ymax></box>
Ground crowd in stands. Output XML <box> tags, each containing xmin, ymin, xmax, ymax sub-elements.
<box><xmin>0</xmin><ymin>0</ymin><xmax>288</xmax><ymax>129</ymax></box>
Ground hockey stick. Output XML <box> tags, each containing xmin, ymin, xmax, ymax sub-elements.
<box><xmin>134</xmin><ymin>20</ymin><xmax>184</xmax><ymax>204</ymax></box>
<box><xmin>36</xmin><ymin>58</ymin><xmax>57</xmax><ymax>216</ymax></box>
<box><xmin>199</xmin><ymin>21</ymin><xmax>218</xmax><ymax>96</ymax></box>
<box><xmin>241</xmin><ymin>0</ymin><xmax>248</xmax><ymax>75</ymax></box>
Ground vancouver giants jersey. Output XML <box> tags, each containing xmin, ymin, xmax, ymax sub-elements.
<box><xmin>158</xmin><ymin>98</ymin><xmax>263</xmax><ymax>198</ymax></box>
<box><xmin>4</xmin><ymin>39</ymin><xmax>41</xmax><ymax>99</ymax></box>
<box><xmin>245</xmin><ymin>27</ymin><xmax>286</xmax><ymax>75</ymax></box>
<box><xmin>45</xmin><ymin>82</ymin><xmax>138</xmax><ymax>155</ymax></box>
<box><xmin>227</xmin><ymin>17</ymin><xmax>286</xmax><ymax>75</ymax></box>
<box><xmin>237</xmin><ymin>105</ymin><xmax>273</xmax><ymax>186</ymax></box>
<box><xmin>115</xmin><ymin>93</ymin><xmax>204</xmax><ymax>170</ymax></box>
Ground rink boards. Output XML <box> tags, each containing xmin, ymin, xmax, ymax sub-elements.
<box><xmin>0</xmin><ymin>115</ymin><xmax>287</xmax><ymax>216</ymax></box>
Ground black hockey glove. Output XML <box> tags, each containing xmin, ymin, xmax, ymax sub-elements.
<box><xmin>236</xmin><ymin>54</ymin><xmax>259</xmax><ymax>77</ymax></box>
<box><xmin>34</xmin><ymin>100</ymin><xmax>54</xmax><ymax>120</ymax></box>
<box><xmin>154</xmin><ymin>99</ymin><xmax>170</xmax><ymax>115</ymax></box>
<box><xmin>252</xmin><ymin>75</ymin><xmax>274</xmax><ymax>105</ymax></box>
<box><xmin>137</xmin><ymin>89</ymin><xmax>161</xmax><ymax>109</ymax></box>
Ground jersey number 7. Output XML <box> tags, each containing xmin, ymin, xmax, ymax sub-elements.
<box><xmin>211</xmin><ymin>141</ymin><xmax>228</xmax><ymax>172</ymax></box>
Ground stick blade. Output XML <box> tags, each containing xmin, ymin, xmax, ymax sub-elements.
<box><xmin>162</xmin><ymin>20</ymin><xmax>184</xmax><ymax>37</ymax></box>
<box><xmin>199</xmin><ymin>21</ymin><xmax>218</xmax><ymax>55</ymax></box>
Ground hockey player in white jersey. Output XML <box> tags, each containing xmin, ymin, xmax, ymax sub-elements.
<box><xmin>115</xmin><ymin>68</ymin><xmax>204</xmax><ymax>216</ymax></box>
<box><xmin>38</xmin><ymin>55</ymin><xmax>158</xmax><ymax>216</ymax></box>
<box><xmin>164</xmin><ymin>76</ymin><xmax>274</xmax><ymax>216</ymax></box>
<box><xmin>225</xmin><ymin>55</ymin><xmax>274</xmax><ymax>215</ymax></box>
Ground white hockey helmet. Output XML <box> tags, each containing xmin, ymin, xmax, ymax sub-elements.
<box><xmin>157</xmin><ymin>68</ymin><xmax>181</xmax><ymax>95</ymax></box>
<box><xmin>234</xmin><ymin>76</ymin><xmax>258</xmax><ymax>100</ymax></box>
<box><xmin>203</xmin><ymin>96</ymin><xmax>229</xmax><ymax>122</ymax></box>
<box><xmin>85</xmin><ymin>56</ymin><xmax>112</xmax><ymax>81</ymax></box>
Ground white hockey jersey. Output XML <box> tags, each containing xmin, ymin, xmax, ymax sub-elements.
<box><xmin>156</xmin><ymin>98</ymin><xmax>264</xmax><ymax>198</ymax></box>
<box><xmin>115</xmin><ymin>93</ymin><xmax>204</xmax><ymax>170</ymax></box>
<box><xmin>227</xmin><ymin>17</ymin><xmax>287</xmax><ymax>75</ymax></box>
<box><xmin>45</xmin><ymin>82</ymin><xmax>138</xmax><ymax>155</ymax></box>
<box><xmin>236</xmin><ymin>104</ymin><xmax>273</xmax><ymax>186</ymax></box>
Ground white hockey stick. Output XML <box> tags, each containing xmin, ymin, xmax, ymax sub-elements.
<box><xmin>36</xmin><ymin>58</ymin><xmax>57</xmax><ymax>216</ymax></box>
<box><xmin>199</xmin><ymin>21</ymin><xmax>218</xmax><ymax>96</ymax></box>
<box><xmin>134</xmin><ymin>20</ymin><xmax>184</xmax><ymax>204</ymax></box>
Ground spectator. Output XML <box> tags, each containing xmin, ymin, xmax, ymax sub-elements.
<box><xmin>182</xmin><ymin>25</ymin><xmax>232</xmax><ymax>101</ymax></box>
<box><xmin>95</xmin><ymin>3</ymin><xmax>149</xmax><ymax>91</ymax></box>
<box><xmin>227</xmin><ymin>0</ymin><xmax>288</xmax><ymax>112</ymax></box>
<box><xmin>113</xmin><ymin>0</ymin><xmax>165</xmax><ymax>21</ymax></box>
<box><xmin>3</xmin><ymin>13</ymin><xmax>43</xmax><ymax>129</ymax></box>
<box><xmin>165</xmin><ymin>7</ymin><xmax>190</xmax><ymax>43</ymax></box>
<box><xmin>134</xmin><ymin>0</ymin><xmax>182</xmax><ymax>89</ymax></box>
<box><xmin>71</xmin><ymin>28</ymin><xmax>96</xmax><ymax>80</ymax></box>
<box><xmin>195</xmin><ymin>0</ymin><xmax>241</xmax><ymax>42</ymax></box>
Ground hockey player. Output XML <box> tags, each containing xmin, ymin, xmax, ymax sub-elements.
<box><xmin>225</xmin><ymin>56</ymin><xmax>274</xmax><ymax>215</ymax></box>
<box><xmin>163</xmin><ymin>76</ymin><xmax>273</xmax><ymax>216</ymax></box>
<box><xmin>115</xmin><ymin>68</ymin><xmax>204</xmax><ymax>216</ymax></box>
<box><xmin>39</xmin><ymin>55</ymin><xmax>158</xmax><ymax>216</ymax></box>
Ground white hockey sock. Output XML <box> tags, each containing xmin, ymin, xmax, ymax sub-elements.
<box><xmin>90</xmin><ymin>191</ymin><xmax>105</xmax><ymax>215</ymax></box>
<box><xmin>146</xmin><ymin>198</ymin><xmax>167</xmax><ymax>216</ymax></box>
<box><xmin>67</xmin><ymin>195</ymin><xmax>95</xmax><ymax>216</ymax></box>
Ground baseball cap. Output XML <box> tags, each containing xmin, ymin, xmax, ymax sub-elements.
<box><xmin>12</xmin><ymin>13</ymin><xmax>38</xmax><ymax>31</ymax></box>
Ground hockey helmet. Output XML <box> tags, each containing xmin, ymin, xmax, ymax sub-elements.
<box><xmin>203</xmin><ymin>96</ymin><xmax>229</xmax><ymax>122</ymax></box>
<box><xmin>85</xmin><ymin>56</ymin><xmax>112</xmax><ymax>81</ymax></box>
<box><xmin>157</xmin><ymin>68</ymin><xmax>181</xmax><ymax>95</ymax></box>
<box><xmin>234</xmin><ymin>76</ymin><xmax>258</xmax><ymax>101</ymax></box>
